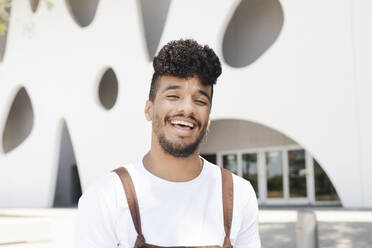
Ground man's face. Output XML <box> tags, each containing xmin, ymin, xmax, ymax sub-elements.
<box><xmin>145</xmin><ymin>75</ymin><xmax>212</xmax><ymax>157</ymax></box>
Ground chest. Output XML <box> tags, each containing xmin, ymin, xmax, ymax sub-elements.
<box><xmin>115</xmin><ymin>183</ymin><xmax>228</xmax><ymax>247</ymax></box>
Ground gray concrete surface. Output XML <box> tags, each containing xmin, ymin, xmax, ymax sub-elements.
<box><xmin>259</xmin><ymin>208</ymin><xmax>372</xmax><ymax>248</ymax></box>
<box><xmin>0</xmin><ymin>208</ymin><xmax>371</xmax><ymax>248</ymax></box>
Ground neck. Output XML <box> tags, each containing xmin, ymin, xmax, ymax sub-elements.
<box><xmin>143</xmin><ymin>138</ymin><xmax>203</xmax><ymax>182</ymax></box>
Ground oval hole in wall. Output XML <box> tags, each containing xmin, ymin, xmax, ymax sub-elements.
<box><xmin>30</xmin><ymin>0</ymin><xmax>39</xmax><ymax>12</ymax></box>
<box><xmin>2</xmin><ymin>87</ymin><xmax>34</xmax><ymax>153</ymax></box>
<box><xmin>66</xmin><ymin>0</ymin><xmax>100</xmax><ymax>27</ymax></box>
<box><xmin>139</xmin><ymin>0</ymin><xmax>171</xmax><ymax>60</ymax></box>
<box><xmin>222</xmin><ymin>0</ymin><xmax>284</xmax><ymax>68</ymax></box>
<box><xmin>98</xmin><ymin>68</ymin><xmax>119</xmax><ymax>110</ymax></box>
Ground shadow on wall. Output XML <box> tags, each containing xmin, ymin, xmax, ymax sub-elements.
<box><xmin>53</xmin><ymin>120</ymin><xmax>82</xmax><ymax>207</ymax></box>
<box><xmin>223</xmin><ymin>0</ymin><xmax>284</xmax><ymax>67</ymax></box>
<box><xmin>201</xmin><ymin>119</ymin><xmax>296</xmax><ymax>153</ymax></box>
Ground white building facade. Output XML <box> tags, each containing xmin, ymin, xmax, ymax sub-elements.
<box><xmin>0</xmin><ymin>0</ymin><xmax>371</xmax><ymax>208</ymax></box>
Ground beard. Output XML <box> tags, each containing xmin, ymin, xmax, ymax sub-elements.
<box><xmin>153</xmin><ymin>114</ymin><xmax>208</xmax><ymax>158</ymax></box>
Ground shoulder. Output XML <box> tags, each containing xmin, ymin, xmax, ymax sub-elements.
<box><xmin>232</xmin><ymin>174</ymin><xmax>257</xmax><ymax>208</ymax></box>
<box><xmin>202</xmin><ymin>159</ymin><xmax>257</xmax><ymax>205</ymax></box>
<box><xmin>78</xmin><ymin>165</ymin><xmax>135</xmax><ymax>212</ymax></box>
<box><xmin>79</xmin><ymin>173</ymin><xmax>117</xmax><ymax>212</ymax></box>
<box><xmin>76</xmin><ymin>168</ymin><xmax>129</xmax><ymax>247</ymax></box>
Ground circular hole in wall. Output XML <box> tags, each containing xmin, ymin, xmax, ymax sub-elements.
<box><xmin>98</xmin><ymin>68</ymin><xmax>119</xmax><ymax>110</ymax></box>
<box><xmin>30</xmin><ymin>0</ymin><xmax>39</xmax><ymax>12</ymax></box>
<box><xmin>139</xmin><ymin>0</ymin><xmax>171</xmax><ymax>60</ymax></box>
<box><xmin>2</xmin><ymin>87</ymin><xmax>34</xmax><ymax>153</ymax></box>
<box><xmin>222</xmin><ymin>0</ymin><xmax>284</xmax><ymax>67</ymax></box>
<box><xmin>65</xmin><ymin>0</ymin><xmax>100</xmax><ymax>27</ymax></box>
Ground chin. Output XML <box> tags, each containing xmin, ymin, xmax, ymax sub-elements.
<box><xmin>158</xmin><ymin>137</ymin><xmax>200</xmax><ymax>158</ymax></box>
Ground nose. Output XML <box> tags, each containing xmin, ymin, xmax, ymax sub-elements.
<box><xmin>177</xmin><ymin>95</ymin><xmax>194</xmax><ymax>117</ymax></box>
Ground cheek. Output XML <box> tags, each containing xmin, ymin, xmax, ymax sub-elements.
<box><xmin>200</xmin><ymin>110</ymin><xmax>210</xmax><ymax>123</ymax></box>
<box><xmin>153</xmin><ymin>107</ymin><xmax>167</xmax><ymax>125</ymax></box>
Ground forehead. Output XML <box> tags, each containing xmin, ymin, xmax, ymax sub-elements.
<box><xmin>157</xmin><ymin>75</ymin><xmax>211</xmax><ymax>94</ymax></box>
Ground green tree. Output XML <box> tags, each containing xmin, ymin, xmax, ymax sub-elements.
<box><xmin>0</xmin><ymin>0</ymin><xmax>54</xmax><ymax>35</ymax></box>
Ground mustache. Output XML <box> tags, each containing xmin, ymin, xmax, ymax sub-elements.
<box><xmin>165</xmin><ymin>114</ymin><xmax>202</xmax><ymax>128</ymax></box>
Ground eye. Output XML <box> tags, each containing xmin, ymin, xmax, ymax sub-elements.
<box><xmin>195</xmin><ymin>99</ymin><xmax>208</xmax><ymax>106</ymax></box>
<box><xmin>166</xmin><ymin>95</ymin><xmax>179</xmax><ymax>99</ymax></box>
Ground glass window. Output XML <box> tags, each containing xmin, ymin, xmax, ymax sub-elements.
<box><xmin>266</xmin><ymin>151</ymin><xmax>283</xmax><ymax>198</ymax></box>
<box><xmin>288</xmin><ymin>149</ymin><xmax>307</xmax><ymax>198</ymax></box>
<box><xmin>314</xmin><ymin>159</ymin><xmax>340</xmax><ymax>201</ymax></box>
<box><xmin>201</xmin><ymin>154</ymin><xmax>217</xmax><ymax>164</ymax></box>
<box><xmin>223</xmin><ymin>154</ymin><xmax>238</xmax><ymax>175</ymax></box>
<box><xmin>242</xmin><ymin>153</ymin><xmax>258</xmax><ymax>197</ymax></box>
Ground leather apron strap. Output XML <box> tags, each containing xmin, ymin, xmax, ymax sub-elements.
<box><xmin>113</xmin><ymin>167</ymin><xmax>146</xmax><ymax>247</ymax></box>
<box><xmin>220</xmin><ymin>167</ymin><xmax>233</xmax><ymax>248</ymax></box>
<box><xmin>113</xmin><ymin>166</ymin><xmax>234</xmax><ymax>248</ymax></box>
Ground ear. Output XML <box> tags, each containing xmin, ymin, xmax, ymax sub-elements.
<box><xmin>144</xmin><ymin>100</ymin><xmax>153</xmax><ymax>121</ymax></box>
<box><xmin>207</xmin><ymin>118</ymin><xmax>211</xmax><ymax>131</ymax></box>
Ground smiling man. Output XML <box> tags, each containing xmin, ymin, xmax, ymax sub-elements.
<box><xmin>76</xmin><ymin>39</ymin><xmax>261</xmax><ymax>248</ymax></box>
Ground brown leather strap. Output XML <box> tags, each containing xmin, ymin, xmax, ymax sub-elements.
<box><xmin>221</xmin><ymin>167</ymin><xmax>233</xmax><ymax>248</ymax></box>
<box><xmin>114</xmin><ymin>166</ymin><xmax>234</xmax><ymax>248</ymax></box>
<box><xmin>134</xmin><ymin>234</ymin><xmax>146</xmax><ymax>248</ymax></box>
<box><xmin>113</xmin><ymin>167</ymin><xmax>144</xmax><ymax>241</ymax></box>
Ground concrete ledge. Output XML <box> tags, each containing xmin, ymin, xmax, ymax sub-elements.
<box><xmin>0</xmin><ymin>216</ymin><xmax>52</xmax><ymax>244</ymax></box>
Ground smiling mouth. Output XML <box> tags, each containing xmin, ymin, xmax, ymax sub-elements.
<box><xmin>170</xmin><ymin>120</ymin><xmax>195</xmax><ymax>130</ymax></box>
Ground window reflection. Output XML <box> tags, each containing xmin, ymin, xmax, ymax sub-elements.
<box><xmin>314</xmin><ymin>159</ymin><xmax>340</xmax><ymax>201</ymax></box>
<box><xmin>288</xmin><ymin>149</ymin><xmax>307</xmax><ymax>198</ymax></box>
<box><xmin>242</xmin><ymin>153</ymin><xmax>258</xmax><ymax>197</ymax></box>
<box><xmin>223</xmin><ymin>154</ymin><xmax>238</xmax><ymax>175</ymax></box>
<box><xmin>266</xmin><ymin>151</ymin><xmax>283</xmax><ymax>198</ymax></box>
<box><xmin>201</xmin><ymin>154</ymin><xmax>217</xmax><ymax>164</ymax></box>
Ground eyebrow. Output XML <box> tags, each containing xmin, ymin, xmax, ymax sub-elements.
<box><xmin>198</xmin><ymin>89</ymin><xmax>211</xmax><ymax>103</ymax></box>
<box><xmin>162</xmin><ymin>85</ymin><xmax>181</xmax><ymax>93</ymax></box>
<box><xmin>162</xmin><ymin>84</ymin><xmax>211</xmax><ymax>103</ymax></box>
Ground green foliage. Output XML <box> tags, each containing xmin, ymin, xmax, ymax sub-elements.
<box><xmin>46</xmin><ymin>0</ymin><xmax>54</xmax><ymax>10</ymax></box>
<box><xmin>0</xmin><ymin>0</ymin><xmax>54</xmax><ymax>35</ymax></box>
<box><xmin>0</xmin><ymin>0</ymin><xmax>10</xmax><ymax>35</ymax></box>
<box><xmin>0</xmin><ymin>22</ymin><xmax>6</xmax><ymax>34</ymax></box>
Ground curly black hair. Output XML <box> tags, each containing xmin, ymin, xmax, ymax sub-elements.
<box><xmin>149</xmin><ymin>39</ymin><xmax>222</xmax><ymax>102</ymax></box>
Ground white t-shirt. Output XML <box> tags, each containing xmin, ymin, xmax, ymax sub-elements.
<box><xmin>75</xmin><ymin>158</ymin><xmax>261</xmax><ymax>247</ymax></box>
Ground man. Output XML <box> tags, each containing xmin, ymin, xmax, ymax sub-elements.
<box><xmin>76</xmin><ymin>39</ymin><xmax>261</xmax><ymax>247</ymax></box>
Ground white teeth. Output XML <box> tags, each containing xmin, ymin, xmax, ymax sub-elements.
<box><xmin>170</xmin><ymin>120</ymin><xmax>194</xmax><ymax>128</ymax></box>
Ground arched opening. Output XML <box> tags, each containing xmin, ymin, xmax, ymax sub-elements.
<box><xmin>200</xmin><ymin>119</ymin><xmax>340</xmax><ymax>206</ymax></box>
<box><xmin>2</xmin><ymin>87</ymin><xmax>34</xmax><ymax>153</ymax></box>
<box><xmin>98</xmin><ymin>68</ymin><xmax>119</xmax><ymax>110</ymax></box>
<box><xmin>30</xmin><ymin>0</ymin><xmax>39</xmax><ymax>13</ymax></box>
<box><xmin>0</xmin><ymin>4</ymin><xmax>11</xmax><ymax>62</ymax></box>
<box><xmin>222</xmin><ymin>0</ymin><xmax>284</xmax><ymax>67</ymax></box>
<box><xmin>138</xmin><ymin>0</ymin><xmax>171</xmax><ymax>60</ymax></box>
<box><xmin>66</xmin><ymin>0</ymin><xmax>100</xmax><ymax>27</ymax></box>
<box><xmin>53</xmin><ymin>121</ymin><xmax>82</xmax><ymax>207</ymax></box>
